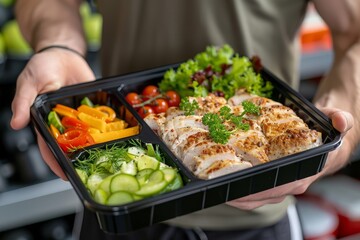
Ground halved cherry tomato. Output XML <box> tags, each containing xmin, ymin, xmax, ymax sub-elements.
<box><xmin>152</xmin><ymin>98</ymin><xmax>169</xmax><ymax>114</ymax></box>
<box><xmin>61</xmin><ymin>116</ymin><xmax>89</xmax><ymax>131</ymax></box>
<box><xmin>142</xmin><ymin>85</ymin><xmax>160</xmax><ymax>100</ymax></box>
<box><xmin>137</xmin><ymin>105</ymin><xmax>154</xmax><ymax>118</ymax></box>
<box><xmin>57</xmin><ymin>129</ymin><xmax>90</xmax><ymax>152</ymax></box>
<box><xmin>165</xmin><ymin>90</ymin><xmax>181</xmax><ymax>107</ymax></box>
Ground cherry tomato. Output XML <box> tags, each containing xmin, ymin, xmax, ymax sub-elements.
<box><xmin>125</xmin><ymin>92</ymin><xmax>142</xmax><ymax>106</ymax></box>
<box><xmin>152</xmin><ymin>98</ymin><xmax>169</xmax><ymax>114</ymax></box>
<box><xmin>142</xmin><ymin>85</ymin><xmax>160</xmax><ymax>100</ymax></box>
<box><xmin>165</xmin><ymin>90</ymin><xmax>181</xmax><ymax>107</ymax></box>
<box><xmin>137</xmin><ymin>105</ymin><xmax>154</xmax><ymax>118</ymax></box>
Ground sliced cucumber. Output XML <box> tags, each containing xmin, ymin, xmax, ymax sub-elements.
<box><xmin>127</xmin><ymin>146</ymin><xmax>145</xmax><ymax>156</ymax></box>
<box><xmin>135</xmin><ymin>155</ymin><xmax>160</xmax><ymax>170</ymax></box>
<box><xmin>166</xmin><ymin>173</ymin><xmax>183</xmax><ymax>191</ymax></box>
<box><xmin>161</xmin><ymin>168</ymin><xmax>176</xmax><ymax>183</ymax></box>
<box><xmin>136</xmin><ymin>168</ymin><xmax>154</xmax><ymax>186</ymax></box>
<box><xmin>75</xmin><ymin>168</ymin><xmax>88</xmax><ymax>184</ymax></box>
<box><xmin>110</xmin><ymin>174</ymin><xmax>140</xmax><ymax>193</ymax></box>
<box><xmin>87</xmin><ymin>172</ymin><xmax>110</xmax><ymax>195</ymax></box>
<box><xmin>94</xmin><ymin>188</ymin><xmax>108</xmax><ymax>204</ymax></box>
<box><xmin>160</xmin><ymin>173</ymin><xmax>183</xmax><ymax>194</ymax></box>
<box><xmin>99</xmin><ymin>175</ymin><xmax>113</xmax><ymax>194</ymax></box>
<box><xmin>107</xmin><ymin>191</ymin><xmax>134</xmax><ymax>205</ymax></box>
<box><xmin>135</xmin><ymin>181</ymin><xmax>168</xmax><ymax>197</ymax></box>
<box><xmin>120</xmin><ymin>160</ymin><xmax>137</xmax><ymax>175</ymax></box>
<box><xmin>148</xmin><ymin>170</ymin><xmax>164</xmax><ymax>184</ymax></box>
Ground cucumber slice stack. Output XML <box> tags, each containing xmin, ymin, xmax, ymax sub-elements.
<box><xmin>74</xmin><ymin>142</ymin><xmax>183</xmax><ymax>206</ymax></box>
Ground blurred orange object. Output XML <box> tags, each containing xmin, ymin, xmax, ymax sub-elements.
<box><xmin>300</xmin><ymin>4</ymin><xmax>332</xmax><ymax>53</ymax></box>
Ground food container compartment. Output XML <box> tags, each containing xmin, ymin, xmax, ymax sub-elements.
<box><xmin>30</xmin><ymin>64</ymin><xmax>342</xmax><ymax>234</ymax></box>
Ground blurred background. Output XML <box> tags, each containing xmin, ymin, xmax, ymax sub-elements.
<box><xmin>0</xmin><ymin>1</ymin><xmax>359</xmax><ymax>240</ymax></box>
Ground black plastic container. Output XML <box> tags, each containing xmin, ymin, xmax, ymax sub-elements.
<box><xmin>30</xmin><ymin>64</ymin><xmax>342</xmax><ymax>234</ymax></box>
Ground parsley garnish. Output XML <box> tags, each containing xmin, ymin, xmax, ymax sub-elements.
<box><xmin>179</xmin><ymin>97</ymin><xmax>200</xmax><ymax>116</ymax></box>
<box><xmin>202</xmin><ymin>101</ymin><xmax>260</xmax><ymax>144</ymax></box>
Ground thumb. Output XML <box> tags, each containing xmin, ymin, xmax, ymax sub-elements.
<box><xmin>319</xmin><ymin>107</ymin><xmax>353</xmax><ymax>134</ymax></box>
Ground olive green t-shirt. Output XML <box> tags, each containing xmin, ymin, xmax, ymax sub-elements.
<box><xmin>97</xmin><ymin>0</ymin><xmax>307</xmax><ymax>230</ymax></box>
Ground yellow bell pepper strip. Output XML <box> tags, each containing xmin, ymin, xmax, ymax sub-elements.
<box><xmin>90</xmin><ymin>125</ymin><xmax>140</xmax><ymax>143</ymax></box>
<box><xmin>95</xmin><ymin>106</ymin><xmax>116</xmax><ymax>122</ymax></box>
<box><xmin>77</xmin><ymin>105</ymin><xmax>107</xmax><ymax>120</ymax></box>
<box><xmin>88</xmin><ymin>127</ymin><xmax>101</xmax><ymax>134</ymax></box>
<box><xmin>105</xmin><ymin>120</ymin><xmax>128</xmax><ymax>132</ymax></box>
<box><xmin>50</xmin><ymin>124</ymin><xmax>61</xmax><ymax>139</ymax></box>
<box><xmin>52</xmin><ymin>104</ymin><xmax>78</xmax><ymax>118</ymax></box>
<box><xmin>77</xmin><ymin>112</ymin><xmax>107</xmax><ymax>132</ymax></box>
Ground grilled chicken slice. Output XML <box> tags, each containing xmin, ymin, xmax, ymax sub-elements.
<box><xmin>162</xmin><ymin>115</ymin><xmax>207</xmax><ymax>147</ymax></box>
<box><xmin>228</xmin><ymin>88</ymin><xmax>255</xmax><ymax>106</ymax></box>
<box><xmin>169</xmin><ymin>127</ymin><xmax>209</xmax><ymax>152</ymax></box>
<box><xmin>228</xmin><ymin>130</ymin><xmax>269</xmax><ymax>165</ymax></box>
<box><xmin>197</xmin><ymin>160</ymin><xmax>253</xmax><ymax>179</ymax></box>
<box><xmin>188</xmin><ymin>94</ymin><xmax>227</xmax><ymax>115</ymax></box>
<box><xmin>144</xmin><ymin>113</ymin><xmax>166</xmax><ymax>135</ymax></box>
<box><xmin>267</xmin><ymin>128</ymin><xmax>322</xmax><ymax>160</ymax></box>
<box><xmin>182</xmin><ymin>144</ymin><xmax>240</xmax><ymax>174</ymax></box>
<box><xmin>166</xmin><ymin>107</ymin><xmax>185</xmax><ymax>121</ymax></box>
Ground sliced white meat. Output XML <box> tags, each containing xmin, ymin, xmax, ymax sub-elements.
<box><xmin>267</xmin><ymin>128</ymin><xmax>322</xmax><ymax>160</ymax></box>
<box><xmin>143</xmin><ymin>113</ymin><xmax>166</xmax><ymax>135</ymax></box>
<box><xmin>228</xmin><ymin>128</ymin><xmax>269</xmax><ymax>165</ymax></box>
<box><xmin>227</xmin><ymin>88</ymin><xmax>255</xmax><ymax>106</ymax></box>
<box><xmin>247</xmin><ymin>96</ymin><xmax>282</xmax><ymax>109</ymax></box>
<box><xmin>166</xmin><ymin>107</ymin><xmax>185</xmax><ymax>121</ymax></box>
<box><xmin>170</xmin><ymin>127</ymin><xmax>209</xmax><ymax>152</ymax></box>
<box><xmin>181</xmin><ymin>140</ymin><xmax>222</xmax><ymax>170</ymax></box>
<box><xmin>189</xmin><ymin>144</ymin><xmax>240</xmax><ymax>174</ymax></box>
<box><xmin>261</xmin><ymin>118</ymin><xmax>308</xmax><ymax>137</ymax></box>
<box><xmin>188</xmin><ymin>94</ymin><xmax>227</xmax><ymax>115</ymax></box>
<box><xmin>197</xmin><ymin>160</ymin><xmax>253</xmax><ymax>179</ymax></box>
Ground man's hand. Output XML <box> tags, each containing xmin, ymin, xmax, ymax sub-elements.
<box><xmin>227</xmin><ymin>108</ymin><xmax>353</xmax><ymax>210</ymax></box>
<box><xmin>10</xmin><ymin>49</ymin><xmax>95</xmax><ymax>180</ymax></box>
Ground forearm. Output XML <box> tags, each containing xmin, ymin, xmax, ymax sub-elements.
<box><xmin>15</xmin><ymin>0</ymin><xmax>86</xmax><ymax>55</ymax></box>
<box><xmin>314</xmin><ymin>41</ymin><xmax>360</xmax><ymax>168</ymax></box>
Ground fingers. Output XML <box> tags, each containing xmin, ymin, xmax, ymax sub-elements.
<box><xmin>10</xmin><ymin>71</ymin><xmax>39</xmax><ymax>130</ymax></box>
<box><xmin>226</xmin><ymin>196</ymin><xmax>286</xmax><ymax>210</ymax></box>
<box><xmin>320</xmin><ymin>107</ymin><xmax>354</xmax><ymax>133</ymax></box>
<box><xmin>37</xmin><ymin>134</ymin><xmax>68</xmax><ymax>180</ymax></box>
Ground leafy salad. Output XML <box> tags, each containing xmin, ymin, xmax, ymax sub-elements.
<box><xmin>158</xmin><ymin>44</ymin><xmax>273</xmax><ymax>99</ymax></box>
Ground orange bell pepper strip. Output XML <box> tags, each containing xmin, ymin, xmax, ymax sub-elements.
<box><xmin>77</xmin><ymin>112</ymin><xmax>107</xmax><ymax>132</ymax></box>
<box><xmin>90</xmin><ymin>125</ymin><xmax>140</xmax><ymax>143</ymax></box>
<box><xmin>95</xmin><ymin>106</ymin><xmax>116</xmax><ymax>122</ymax></box>
<box><xmin>77</xmin><ymin>105</ymin><xmax>107</xmax><ymax>120</ymax></box>
<box><xmin>52</xmin><ymin>104</ymin><xmax>78</xmax><ymax>118</ymax></box>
